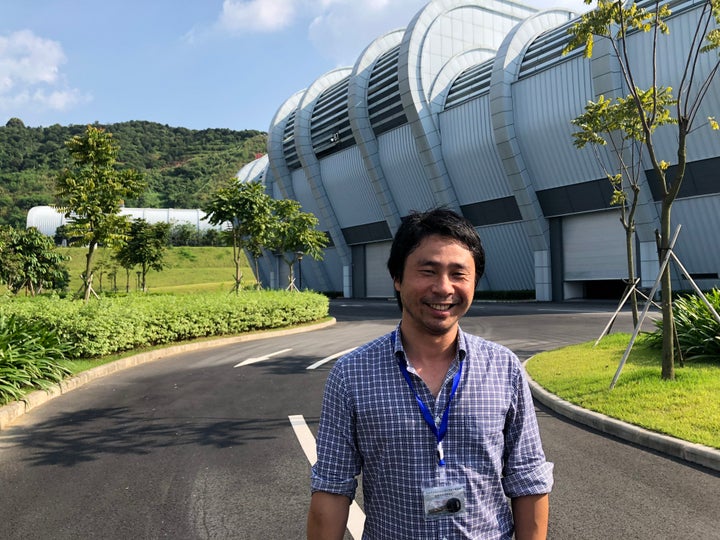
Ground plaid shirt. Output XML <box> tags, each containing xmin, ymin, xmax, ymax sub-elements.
<box><xmin>311</xmin><ymin>325</ymin><xmax>554</xmax><ymax>539</ymax></box>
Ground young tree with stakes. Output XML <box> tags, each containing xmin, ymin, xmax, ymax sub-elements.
<box><xmin>114</xmin><ymin>219</ymin><xmax>171</xmax><ymax>292</ymax></box>
<box><xmin>268</xmin><ymin>199</ymin><xmax>328</xmax><ymax>291</ymax></box>
<box><xmin>55</xmin><ymin>125</ymin><xmax>145</xmax><ymax>302</ymax></box>
<box><xmin>565</xmin><ymin>0</ymin><xmax>720</xmax><ymax>380</ymax></box>
<box><xmin>204</xmin><ymin>180</ymin><xmax>274</xmax><ymax>294</ymax></box>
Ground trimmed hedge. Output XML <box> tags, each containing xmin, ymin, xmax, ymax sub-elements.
<box><xmin>0</xmin><ymin>290</ymin><xmax>329</xmax><ymax>359</ymax></box>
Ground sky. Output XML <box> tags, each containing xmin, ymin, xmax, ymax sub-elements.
<box><xmin>0</xmin><ymin>0</ymin><xmax>589</xmax><ymax>133</ymax></box>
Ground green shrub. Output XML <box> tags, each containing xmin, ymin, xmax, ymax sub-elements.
<box><xmin>647</xmin><ymin>288</ymin><xmax>720</xmax><ymax>361</ymax></box>
<box><xmin>0</xmin><ymin>290</ymin><xmax>329</xmax><ymax>359</ymax></box>
<box><xmin>0</xmin><ymin>314</ymin><xmax>74</xmax><ymax>405</ymax></box>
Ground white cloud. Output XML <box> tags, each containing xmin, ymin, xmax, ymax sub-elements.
<box><xmin>217</xmin><ymin>0</ymin><xmax>298</xmax><ymax>33</ymax></box>
<box><xmin>0</xmin><ymin>30</ymin><xmax>65</xmax><ymax>89</ymax></box>
<box><xmin>307</xmin><ymin>0</ymin><xmax>427</xmax><ymax>66</ymax></box>
<box><xmin>0</xmin><ymin>30</ymin><xmax>89</xmax><ymax>113</ymax></box>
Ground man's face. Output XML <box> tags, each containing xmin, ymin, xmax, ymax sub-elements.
<box><xmin>394</xmin><ymin>234</ymin><xmax>476</xmax><ymax>337</ymax></box>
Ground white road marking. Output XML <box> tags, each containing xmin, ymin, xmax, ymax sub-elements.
<box><xmin>306</xmin><ymin>347</ymin><xmax>356</xmax><ymax>370</ymax></box>
<box><xmin>233</xmin><ymin>348</ymin><xmax>292</xmax><ymax>367</ymax></box>
<box><xmin>289</xmin><ymin>415</ymin><xmax>366</xmax><ymax>539</ymax></box>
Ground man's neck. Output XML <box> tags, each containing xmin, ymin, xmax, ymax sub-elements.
<box><xmin>399</xmin><ymin>323</ymin><xmax>458</xmax><ymax>368</ymax></box>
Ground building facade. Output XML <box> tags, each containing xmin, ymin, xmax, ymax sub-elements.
<box><xmin>235</xmin><ymin>0</ymin><xmax>720</xmax><ymax>300</ymax></box>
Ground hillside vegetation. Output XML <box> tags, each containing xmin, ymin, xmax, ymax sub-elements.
<box><xmin>0</xmin><ymin>118</ymin><xmax>268</xmax><ymax>228</ymax></box>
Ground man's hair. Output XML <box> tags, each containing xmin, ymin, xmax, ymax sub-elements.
<box><xmin>387</xmin><ymin>208</ymin><xmax>485</xmax><ymax>308</ymax></box>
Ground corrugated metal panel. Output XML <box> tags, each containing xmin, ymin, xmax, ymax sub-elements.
<box><xmin>635</xmin><ymin>0</ymin><xmax>700</xmax><ymax>17</ymax></box>
<box><xmin>478</xmin><ymin>222</ymin><xmax>534</xmax><ymax>290</ymax></box>
<box><xmin>440</xmin><ymin>96</ymin><xmax>511</xmax><ymax>203</ymax></box>
<box><xmin>513</xmin><ymin>57</ymin><xmax>606</xmax><ymax>190</ymax></box>
<box><xmin>625</xmin><ymin>3</ymin><xmax>720</xmax><ymax>163</ymax></box>
<box><xmin>365</xmin><ymin>241</ymin><xmax>395</xmax><ymax>298</ymax></box>
<box><xmin>376</xmin><ymin>125</ymin><xmax>435</xmax><ymax>215</ymax></box>
<box><xmin>290</xmin><ymin>168</ymin><xmax>324</xmax><ymax>224</ymax></box>
<box><xmin>664</xmin><ymin>195</ymin><xmax>720</xmax><ymax>288</ymax></box>
<box><xmin>317</xmin><ymin>247</ymin><xmax>343</xmax><ymax>292</ymax></box>
<box><xmin>319</xmin><ymin>146</ymin><xmax>384</xmax><ymax>228</ymax></box>
<box><xmin>563</xmin><ymin>211</ymin><xmax>627</xmax><ymax>280</ymax></box>
<box><xmin>25</xmin><ymin>206</ymin><xmax>65</xmax><ymax>236</ymax></box>
<box><xmin>26</xmin><ymin>206</ymin><xmax>218</xmax><ymax>236</ymax></box>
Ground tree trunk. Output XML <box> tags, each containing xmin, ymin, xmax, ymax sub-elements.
<box><xmin>659</xmin><ymin>200</ymin><xmax>675</xmax><ymax>380</ymax></box>
<box><xmin>232</xmin><ymin>236</ymin><xmax>242</xmax><ymax>294</ymax></box>
<box><xmin>254</xmin><ymin>257</ymin><xmax>262</xmax><ymax>290</ymax></box>
<box><xmin>625</xmin><ymin>227</ymin><xmax>639</xmax><ymax>328</ymax></box>
<box><xmin>83</xmin><ymin>241</ymin><xmax>97</xmax><ymax>303</ymax></box>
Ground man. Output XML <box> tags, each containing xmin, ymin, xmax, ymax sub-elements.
<box><xmin>308</xmin><ymin>208</ymin><xmax>553</xmax><ymax>539</ymax></box>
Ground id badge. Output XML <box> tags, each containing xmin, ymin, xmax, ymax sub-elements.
<box><xmin>422</xmin><ymin>483</ymin><xmax>466</xmax><ymax>520</ymax></box>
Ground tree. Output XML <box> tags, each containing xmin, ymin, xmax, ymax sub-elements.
<box><xmin>55</xmin><ymin>125</ymin><xmax>145</xmax><ymax>302</ymax></box>
<box><xmin>571</xmin><ymin>95</ymin><xmax>674</xmax><ymax>327</ymax></box>
<box><xmin>204</xmin><ymin>180</ymin><xmax>274</xmax><ymax>294</ymax></box>
<box><xmin>267</xmin><ymin>199</ymin><xmax>328</xmax><ymax>291</ymax></box>
<box><xmin>0</xmin><ymin>226</ymin><xmax>69</xmax><ymax>295</ymax></box>
<box><xmin>114</xmin><ymin>219</ymin><xmax>171</xmax><ymax>292</ymax></box>
<box><xmin>565</xmin><ymin>0</ymin><xmax>720</xmax><ymax>380</ymax></box>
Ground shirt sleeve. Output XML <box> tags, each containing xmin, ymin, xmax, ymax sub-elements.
<box><xmin>310</xmin><ymin>360</ymin><xmax>362</xmax><ymax>500</ymax></box>
<box><xmin>501</xmin><ymin>362</ymin><xmax>554</xmax><ymax>498</ymax></box>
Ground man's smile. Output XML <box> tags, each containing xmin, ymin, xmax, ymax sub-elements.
<box><xmin>427</xmin><ymin>302</ymin><xmax>455</xmax><ymax>311</ymax></box>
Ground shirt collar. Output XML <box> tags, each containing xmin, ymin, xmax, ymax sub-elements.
<box><xmin>392</xmin><ymin>323</ymin><xmax>468</xmax><ymax>369</ymax></box>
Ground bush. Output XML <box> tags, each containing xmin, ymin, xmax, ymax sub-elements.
<box><xmin>0</xmin><ymin>314</ymin><xmax>74</xmax><ymax>405</ymax></box>
<box><xmin>0</xmin><ymin>290</ymin><xmax>329</xmax><ymax>359</ymax></box>
<box><xmin>647</xmin><ymin>288</ymin><xmax>720</xmax><ymax>361</ymax></box>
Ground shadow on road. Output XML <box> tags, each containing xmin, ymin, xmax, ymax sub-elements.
<box><xmin>3</xmin><ymin>407</ymin><xmax>289</xmax><ymax>468</ymax></box>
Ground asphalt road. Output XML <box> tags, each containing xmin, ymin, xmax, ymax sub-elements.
<box><xmin>0</xmin><ymin>300</ymin><xmax>718</xmax><ymax>539</ymax></box>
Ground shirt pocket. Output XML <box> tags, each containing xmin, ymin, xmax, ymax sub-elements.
<box><xmin>454</xmin><ymin>400</ymin><xmax>508</xmax><ymax>471</ymax></box>
<box><xmin>356</xmin><ymin>401</ymin><xmax>426</xmax><ymax>462</ymax></box>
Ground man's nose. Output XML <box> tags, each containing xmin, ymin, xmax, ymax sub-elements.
<box><xmin>432</xmin><ymin>272</ymin><xmax>454</xmax><ymax>294</ymax></box>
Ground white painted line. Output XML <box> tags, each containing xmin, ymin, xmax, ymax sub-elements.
<box><xmin>233</xmin><ymin>348</ymin><xmax>292</xmax><ymax>367</ymax></box>
<box><xmin>288</xmin><ymin>415</ymin><xmax>366</xmax><ymax>540</ymax></box>
<box><xmin>306</xmin><ymin>347</ymin><xmax>356</xmax><ymax>370</ymax></box>
<box><xmin>288</xmin><ymin>414</ymin><xmax>317</xmax><ymax>463</ymax></box>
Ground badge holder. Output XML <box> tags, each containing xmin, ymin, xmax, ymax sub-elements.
<box><xmin>422</xmin><ymin>442</ymin><xmax>466</xmax><ymax>520</ymax></box>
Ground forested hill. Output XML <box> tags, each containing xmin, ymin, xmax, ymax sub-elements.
<box><xmin>0</xmin><ymin>118</ymin><xmax>268</xmax><ymax>228</ymax></box>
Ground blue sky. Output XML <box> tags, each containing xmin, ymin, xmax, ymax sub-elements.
<box><xmin>0</xmin><ymin>0</ymin><xmax>588</xmax><ymax>132</ymax></box>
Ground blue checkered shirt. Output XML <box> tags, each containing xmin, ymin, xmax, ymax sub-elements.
<box><xmin>311</xmin><ymin>325</ymin><xmax>554</xmax><ymax>539</ymax></box>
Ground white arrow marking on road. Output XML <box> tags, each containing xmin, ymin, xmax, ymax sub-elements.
<box><xmin>233</xmin><ymin>348</ymin><xmax>292</xmax><ymax>367</ymax></box>
<box><xmin>306</xmin><ymin>347</ymin><xmax>357</xmax><ymax>370</ymax></box>
<box><xmin>288</xmin><ymin>415</ymin><xmax>365</xmax><ymax>539</ymax></box>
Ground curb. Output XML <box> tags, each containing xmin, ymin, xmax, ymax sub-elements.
<box><xmin>0</xmin><ymin>318</ymin><xmax>336</xmax><ymax>431</ymax></box>
<box><xmin>524</xmin><ymin>365</ymin><xmax>720</xmax><ymax>473</ymax></box>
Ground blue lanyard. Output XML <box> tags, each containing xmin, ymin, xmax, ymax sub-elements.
<box><xmin>395</xmin><ymin>337</ymin><xmax>463</xmax><ymax>467</ymax></box>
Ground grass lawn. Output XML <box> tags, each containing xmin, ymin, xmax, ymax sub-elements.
<box><xmin>525</xmin><ymin>333</ymin><xmax>720</xmax><ymax>449</ymax></box>
<box><xmin>59</xmin><ymin>245</ymin><xmax>255</xmax><ymax>294</ymax></box>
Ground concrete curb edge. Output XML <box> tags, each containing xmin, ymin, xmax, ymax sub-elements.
<box><xmin>524</xmin><ymin>361</ymin><xmax>720</xmax><ymax>473</ymax></box>
<box><xmin>0</xmin><ymin>318</ymin><xmax>337</xmax><ymax>431</ymax></box>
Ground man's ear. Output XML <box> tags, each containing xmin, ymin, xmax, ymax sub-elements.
<box><xmin>393</xmin><ymin>278</ymin><xmax>401</xmax><ymax>292</ymax></box>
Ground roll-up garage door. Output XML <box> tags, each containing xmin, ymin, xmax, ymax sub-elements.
<box><xmin>563</xmin><ymin>211</ymin><xmax>627</xmax><ymax>280</ymax></box>
<box><xmin>365</xmin><ymin>241</ymin><xmax>395</xmax><ymax>298</ymax></box>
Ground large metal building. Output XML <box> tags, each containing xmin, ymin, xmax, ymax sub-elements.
<box><xmin>241</xmin><ymin>0</ymin><xmax>720</xmax><ymax>300</ymax></box>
